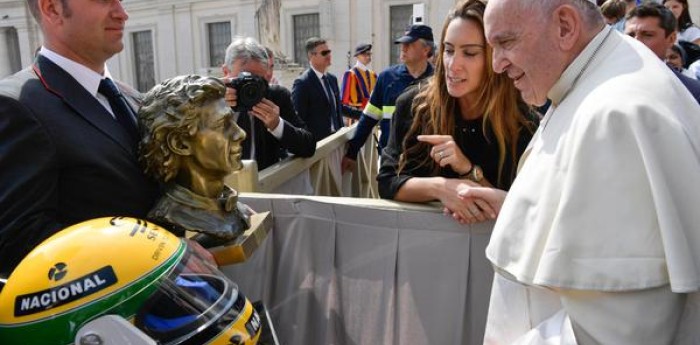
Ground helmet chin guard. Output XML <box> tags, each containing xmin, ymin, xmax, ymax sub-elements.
<box><xmin>75</xmin><ymin>315</ymin><xmax>157</xmax><ymax>345</ymax></box>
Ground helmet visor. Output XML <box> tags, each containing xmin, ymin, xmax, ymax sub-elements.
<box><xmin>135</xmin><ymin>245</ymin><xmax>247</xmax><ymax>345</ymax></box>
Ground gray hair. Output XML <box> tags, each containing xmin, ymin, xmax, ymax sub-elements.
<box><xmin>520</xmin><ymin>0</ymin><xmax>604</xmax><ymax>27</ymax></box>
<box><xmin>223</xmin><ymin>37</ymin><xmax>269</xmax><ymax>69</ymax></box>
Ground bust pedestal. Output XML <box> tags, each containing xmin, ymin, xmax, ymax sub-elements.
<box><xmin>191</xmin><ymin>211</ymin><xmax>273</xmax><ymax>266</ymax></box>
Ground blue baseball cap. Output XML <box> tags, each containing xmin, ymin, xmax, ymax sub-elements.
<box><xmin>394</xmin><ymin>24</ymin><xmax>434</xmax><ymax>44</ymax></box>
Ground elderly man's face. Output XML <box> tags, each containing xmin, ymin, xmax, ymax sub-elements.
<box><xmin>188</xmin><ymin>99</ymin><xmax>246</xmax><ymax>178</ymax></box>
<box><xmin>225</xmin><ymin>58</ymin><xmax>268</xmax><ymax>79</ymax></box>
<box><xmin>485</xmin><ymin>0</ymin><xmax>563</xmax><ymax>106</ymax></box>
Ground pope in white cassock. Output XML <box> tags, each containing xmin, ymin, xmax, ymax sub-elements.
<box><xmin>476</xmin><ymin>0</ymin><xmax>700</xmax><ymax>343</ymax></box>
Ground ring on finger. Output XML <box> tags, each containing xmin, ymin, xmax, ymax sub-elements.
<box><xmin>469</xmin><ymin>206</ymin><xmax>480</xmax><ymax>216</ymax></box>
<box><xmin>438</xmin><ymin>151</ymin><xmax>445</xmax><ymax>160</ymax></box>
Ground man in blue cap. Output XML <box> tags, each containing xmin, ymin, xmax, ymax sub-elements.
<box><xmin>342</xmin><ymin>24</ymin><xmax>434</xmax><ymax>173</ymax></box>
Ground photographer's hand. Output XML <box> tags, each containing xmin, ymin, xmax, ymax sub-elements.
<box><xmin>223</xmin><ymin>79</ymin><xmax>238</xmax><ymax>109</ymax></box>
<box><xmin>251</xmin><ymin>98</ymin><xmax>281</xmax><ymax>130</ymax></box>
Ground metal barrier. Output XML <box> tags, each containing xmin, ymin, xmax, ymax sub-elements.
<box><xmin>226</xmin><ymin>124</ymin><xmax>379</xmax><ymax>198</ymax></box>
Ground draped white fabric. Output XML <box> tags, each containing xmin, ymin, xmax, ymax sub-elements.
<box><xmin>222</xmin><ymin>194</ymin><xmax>494</xmax><ymax>345</ymax></box>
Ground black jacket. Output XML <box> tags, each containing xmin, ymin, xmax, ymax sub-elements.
<box><xmin>291</xmin><ymin>69</ymin><xmax>344</xmax><ymax>141</ymax></box>
<box><xmin>236</xmin><ymin>84</ymin><xmax>316</xmax><ymax>170</ymax></box>
<box><xmin>0</xmin><ymin>55</ymin><xmax>159</xmax><ymax>275</ymax></box>
<box><xmin>378</xmin><ymin>86</ymin><xmax>538</xmax><ymax>199</ymax></box>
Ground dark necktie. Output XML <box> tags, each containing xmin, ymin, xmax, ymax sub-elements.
<box><xmin>322</xmin><ymin>75</ymin><xmax>340</xmax><ymax>131</ymax></box>
<box><xmin>98</xmin><ymin>78</ymin><xmax>139</xmax><ymax>143</ymax></box>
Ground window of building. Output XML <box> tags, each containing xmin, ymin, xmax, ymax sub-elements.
<box><xmin>132</xmin><ymin>30</ymin><xmax>155</xmax><ymax>92</ymax></box>
<box><xmin>292</xmin><ymin>13</ymin><xmax>320</xmax><ymax>67</ymax></box>
<box><xmin>207</xmin><ymin>21</ymin><xmax>231</xmax><ymax>67</ymax></box>
<box><xmin>389</xmin><ymin>5</ymin><xmax>414</xmax><ymax>65</ymax></box>
<box><xmin>1</xmin><ymin>27</ymin><xmax>21</xmax><ymax>78</ymax></box>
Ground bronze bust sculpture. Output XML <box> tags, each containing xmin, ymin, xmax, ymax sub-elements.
<box><xmin>139</xmin><ymin>75</ymin><xmax>250</xmax><ymax>247</ymax></box>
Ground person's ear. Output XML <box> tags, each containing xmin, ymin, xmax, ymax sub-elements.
<box><xmin>554</xmin><ymin>4</ymin><xmax>581</xmax><ymax>51</ymax></box>
<box><xmin>667</xmin><ymin>31</ymin><xmax>678</xmax><ymax>48</ymax></box>
<box><xmin>222</xmin><ymin>64</ymin><xmax>231</xmax><ymax>77</ymax></box>
<box><xmin>167</xmin><ymin>132</ymin><xmax>193</xmax><ymax>156</ymax></box>
<box><xmin>39</xmin><ymin>0</ymin><xmax>65</xmax><ymax>25</ymax></box>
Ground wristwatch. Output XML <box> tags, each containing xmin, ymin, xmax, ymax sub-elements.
<box><xmin>464</xmin><ymin>165</ymin><xmax>484</xmax><ymax>183</ymax></box>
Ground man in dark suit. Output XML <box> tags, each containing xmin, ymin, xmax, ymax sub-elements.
<box><xmin>222</xmin><ymin>37</ymin><xmax>315</xmax><ymax>170</ymax></box>
<box><xmin>292</xmin><ymin>37</ymin><xmax>345</xmax><ymax>142</ymax></box>
<box><xmin>0</xmin><ymin>0</ymin><xmax>159</xmax><ymax>277</ymax></box>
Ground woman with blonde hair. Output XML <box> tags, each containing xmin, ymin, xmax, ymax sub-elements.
<box><xmin>377</xmin><ymin>0</ymin><xmax>538</xmax><ymax>224</ymax></box>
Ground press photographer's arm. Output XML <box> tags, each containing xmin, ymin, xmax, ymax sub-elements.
<box><xmin>221</xmin><ymin>37</ymin><xmax>315</xmax><ymax>170</ymax></box>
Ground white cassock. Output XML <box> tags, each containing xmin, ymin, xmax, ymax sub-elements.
<box><xmin>484</xmin><ymin>26</ymin><xmax>700</xmax><ymax>344</ymax></box>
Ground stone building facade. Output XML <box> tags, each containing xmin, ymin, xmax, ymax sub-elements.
<box><xmin>3</xmin><ymin>0</ymin><xmax>700</xmax><ymax>90</ymax></box>
<box><xmin>0</xmin><ymin>0</ymin><xmax>458</xmax><ymax>90</ymax></box>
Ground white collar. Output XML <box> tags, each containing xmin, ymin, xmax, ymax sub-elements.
<box><xmin>39</xmin><ymin>46</ymin><xmax>113</xmax><ymax>98</ymax></box>
<box><xmin>354</xmin><ymin>61</ymin><xmax>369</xmax><ymax>71</ymax></box>
<box><xmin>311</xmin><ymin>66</ymin><xmax>326</xmax><ymax>80</ymax></box>
<box><xmin>548</xmin><ymin>26</ymin><xmax>611</xmax><ymax>106</ymax></box>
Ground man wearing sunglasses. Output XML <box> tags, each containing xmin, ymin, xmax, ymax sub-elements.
<box><xmin>292</xmin><ymin>37</ymin><xmax>345</xmax><ymax>141</ymax></box>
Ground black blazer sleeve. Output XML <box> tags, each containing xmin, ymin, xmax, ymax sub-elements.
<box><xmin>270</xmin><ymin>85</ymin><xmax>316</xmax><ymax>157</ymax></box>
<box><xmin>377</xmin><ymin>87</ymin><xmax>424</xmax><ymax>199</ymax></box>
<box><xmin>0</xmin><ymin>94</ymin><xmax>63</xmax><ymax>274</ymax></box>
<box><xmin>291</xmin><ymin>76</ymin><xmax>311</xmax><ymax>128</ymax></box>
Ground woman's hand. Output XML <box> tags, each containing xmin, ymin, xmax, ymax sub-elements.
<box><xmin>439</xmin><ymin>179</ymin><xmax>496</xmax><ymax>224</ymax></box>
<box><xmin>418</xmin><ymin>134</ymin><xmax>473</xmax><ymax>175</ymax></box>
<box><xmin>447</xmin><ymin>187</ymin><xmax>507</xmax><ymax>224</ymax></box>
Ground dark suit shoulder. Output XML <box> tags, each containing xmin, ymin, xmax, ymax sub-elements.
<box><xmin>269</xmin><ymin>84</ymin><xmax>292</xmax><ymax>98</ymax></box>
<box><xmin>675</xmin><ymin>70</ymin><xmax>700</xmax><ymax>104</ymax></box>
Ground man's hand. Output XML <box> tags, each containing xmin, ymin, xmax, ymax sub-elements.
<box><xmin>445</xmin><ymin>187</ymin><xmax>505</xmax><ymax>223</ymax></box>
<box><xmin>223</xmin><ymin>78</ymin><xmax>238</xmax><ymax>109</ymax></box>
<box><xmin>341</xmin><ymin>156</ymin><xmax>356</xmax><ymax>174</ymax></box>
<box><xmin>250</xmin><ymin>98</ymin><xmax>281</xmax><ymax>130</ymax></box>
<box><xmin>439</xmin><ymin>179</ymin><xmax>495</xmax><ymax>224</ymax></box>
<box><xmin>418</xmin><ymin>134</ymin><xmax>473</xmax><ymax>175</ymax></box>
<box><xmin>184</xmin><ymin>238</ymin><xmax>218</xmax><ymax>267</ymax></box>
<box><xmin>458</xmin><ymin>187</ymin><xmax>507</xmax><ymax>216</ymax></box>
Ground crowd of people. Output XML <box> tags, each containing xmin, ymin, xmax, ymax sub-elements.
<box><xmin>2</xmin><ymin>0</ymin><xmax>700</xmax><ymax>343</ymax></box>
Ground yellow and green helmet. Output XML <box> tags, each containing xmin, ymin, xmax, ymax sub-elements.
<box><xmin>0</xmin><ymin>217</ymin><xmax>261</xmax><ymax>345</ymax></box>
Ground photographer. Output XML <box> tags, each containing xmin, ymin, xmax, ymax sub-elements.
<box><xmin>222</xmin><ymin>37</ymin><xmax>315</xmax><ymax>170</ymax></box>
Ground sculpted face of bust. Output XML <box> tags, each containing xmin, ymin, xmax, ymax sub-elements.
<box><xmin>139</xmin><ymin>75</ymin><xmax>251</xmax><ymax>245</ymax></box>
<box><xmin>179</xmin><ymin>98</ymin><xmax>245</xmax><ymax>181</ymax></box>
<box><xmin>139</xmin><ymin>75</ymin><xmax>246</xmax><ymax>198</ymax></box>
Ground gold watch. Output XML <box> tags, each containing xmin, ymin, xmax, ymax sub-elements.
<box><xmin>465</xmin><ymin>165</ymin><xmax>483</xmax><ymax>182</ymax></box>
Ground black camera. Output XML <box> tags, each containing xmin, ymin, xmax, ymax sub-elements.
<box><xmin>226</xmin><ymin>72</ymin><xmax>269</xmax><ymax>112</ymax></box>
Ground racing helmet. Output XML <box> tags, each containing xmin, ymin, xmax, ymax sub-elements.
<box><xmin>0</xmin><ymin>217</ymin><xmax>261</xmax><ymax>345</ymax></box>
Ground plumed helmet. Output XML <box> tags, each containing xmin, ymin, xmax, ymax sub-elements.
<box><xmin>0</xmin><ymin>217</ymin><xmax>261</xmax><ymax>345</ymax></box>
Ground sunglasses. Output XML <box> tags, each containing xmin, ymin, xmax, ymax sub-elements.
<box><xmin>315</xmin><ymin>49</ymin><xmax>332</xmax><ymax>57</ymax></box>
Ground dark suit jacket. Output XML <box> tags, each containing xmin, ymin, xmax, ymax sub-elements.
<box><xmin>237</xmin><ymin>84</ymin><xmax>316</xmax><ymax>170</ymax></box>
<box><xmin>291</xmin><ymin>69</ymin><xmax>344</xmax><ymax>141</ymax></box>
<box><xmin>673</xmin><ymin>69</ymin><xmax>700</xmax><ymax>105</ymax></box>
<box><xmin>0</xmin><ymin>55</ymin><xmax>159</xmax><ymax>276</ymax></box>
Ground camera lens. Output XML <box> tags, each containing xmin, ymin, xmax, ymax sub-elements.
<box><xmin>231</xmin><ymin>72</ymin><xmax>269</xmax><ymax>112</ymax></box>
